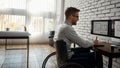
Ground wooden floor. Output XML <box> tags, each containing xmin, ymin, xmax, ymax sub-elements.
<box><xmin>0</xmin><ymin>44</ymin><xmax>57</xmax><ymax>68</ymax></box>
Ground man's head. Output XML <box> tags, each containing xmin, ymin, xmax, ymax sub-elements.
<box><xmin>65</xmin><ymin>7</ymin><xmax>80</xmax><ymax>25</ymax></box>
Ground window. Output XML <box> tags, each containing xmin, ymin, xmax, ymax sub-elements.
<box><xmin>0</xmin><ymin>0</ymin><xmax>26</xmax><ymax>9</ymax></box>
<box><xmin>28</xmin><ymin>16</ymin><xmax>43</xmax><ymax>33</ymax></box>
<box><xmin>28</xmin><ymin>17</ymin><xmax>54</xmax><ymax>33</ymax></box>
<box><xmin>28</xmin><ymin>0</ymin><xmax>56</xmax><ymax>33</ymax></box>
<box><xmin>0</xmin><ymin>15</ymin><xmax>25</xmax><ymax>31</ymax></box>
<box><xmin>28</xmin><ymin>0</ymin><xmax>55</xmax><ymax>14</ymax></box>
<box><xmin>0</xmin><ymin>0</ymin><xmax>56</xmax><ymax>33</ymax></box>
<box><xmin>45</xmin><ymin>18</ymin><xmax>54</xmax><ymax>33</ymax></box>
<box><xmin>0</xmin><ymin>0</ymin><xmax>26</xmax><ymax>31</ymax></box>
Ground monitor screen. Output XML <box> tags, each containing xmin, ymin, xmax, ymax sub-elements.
<box><xmin>112</xmin><ymin>19</ymin><xmax>120</xmax><ymax>38</ymax></box>
<box><xmin>91</xmin><ymin>20</ymin><xmax>112</xmax><ymax>36</ymax></box>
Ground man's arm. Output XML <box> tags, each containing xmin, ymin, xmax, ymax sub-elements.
<box><xmin>64</xmin><ymin>26</ymin><xmax>93</xmax><ymax>48</ymax></box>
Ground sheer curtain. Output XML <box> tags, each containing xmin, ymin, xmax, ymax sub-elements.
<box><xmin>0</xmin><ymin>0</ymin><xmax>64</xmax><ymax>44</ymax></box>
<box><xmin>27</xmin><ymin>0</ymin><xmax>64</xmax><ymax>43</ymax></box>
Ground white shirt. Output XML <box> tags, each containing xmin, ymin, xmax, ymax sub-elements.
<box><xmin>54</xmin><ymin>21</ymin><xmax>93</xmax><ymax>58</ymax></box>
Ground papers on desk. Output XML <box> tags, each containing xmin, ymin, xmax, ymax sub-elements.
<box><xmin>109</xmin><ymin>41</ymin><xmax>120</xmax><ymax>49</ymax></box>
<box><xmin>110</xmin><ymin>45</ymin><xmax>120</xmax><ymax>48</ymax></box>
<box><xmin>110</xmin><ymin>45</ymin><xmax>120</xmax><ymax>51</ymax></box>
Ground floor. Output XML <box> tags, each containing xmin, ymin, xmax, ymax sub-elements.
<box><xmin>0</xmin><ymin>44</ymin><xmax>57</xmax><ymax>68</ymax></box>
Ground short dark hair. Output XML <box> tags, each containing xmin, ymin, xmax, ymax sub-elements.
<box><xmin>65</xmin><ymin>7</ymin><xmax>80</xmax><ymax>19</ymax></box>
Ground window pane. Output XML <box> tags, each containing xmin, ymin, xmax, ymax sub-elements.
<box><xmin>28</xmin><ymin>0</ymin><xmax>55</xmax><ymax>14</ymax></box>
<box><xmin>45</xmin><ymin>18</ymin><xmax>54</xmax><ymax>33</ymax></box>
<box><xmin>28</xmin><ymin>16</ymin><xmax>43</xmax><ymax>33</ymax></box>
<box><xmin>0</xmin><ymin>14</ymin><xmax>25</xmax><ymax>31</ymax></box>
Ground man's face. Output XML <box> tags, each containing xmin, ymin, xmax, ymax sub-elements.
<box><xmin>71</xmin><ymin>12</ymin><xmax>79</xmax><ymax>25</ymax></box>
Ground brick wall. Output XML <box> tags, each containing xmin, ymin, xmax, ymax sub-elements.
<box><xmin>64</xmin><ymin>0</ymin><xmax>120</xmax><ymax>68</ymax></box>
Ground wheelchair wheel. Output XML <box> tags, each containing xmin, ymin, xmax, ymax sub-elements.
<box><xmin>42</xmin><ymin>51</ymin><xmax>85</xmax><ymax>68</ymax></box>
<box><xmin>42</xmin><ymin>52</ymin><xmax>57</xmax><ymax>68</ymax></box>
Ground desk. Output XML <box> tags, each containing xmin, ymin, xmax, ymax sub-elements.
<box><xmin>0</xmin><ymin>31</ymin><xmax>30</xmax><ymax>68</ymax></box>
<box><xmin>95</xmin><ymin>44</ymin><xmax>120</xmax><ymax>68</ymax></box>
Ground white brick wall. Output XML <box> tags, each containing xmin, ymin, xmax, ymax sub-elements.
<box><xmin>64</xmin><ymin>0</ymin><xmax>120</xmax><ymax>68</ymax></box>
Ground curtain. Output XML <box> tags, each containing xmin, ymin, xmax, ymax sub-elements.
<box><xmin>27</xmin><ymin>0</ymin><xmax>65</xmax><ymax>43</ymax></box>
<box><xmin>0</xmin><ymin>0</ymin><xmax>64</xmax><ymax>44</ymax></box>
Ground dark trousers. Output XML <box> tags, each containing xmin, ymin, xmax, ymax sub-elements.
<box><xmin>70</xmin><ymin>48</ymin><xmax>103</xmax><ymax>68</ymax></box>
<box><xmin>95</xmin><ymin>51</ymin><xmax>103</xmax><ymax>68</ymax></box>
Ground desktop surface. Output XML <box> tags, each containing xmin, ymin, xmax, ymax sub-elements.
<box><xmin>94</xmin><ymin>43</ymin><xmax>120</xmax><ymax>57</ymax></box>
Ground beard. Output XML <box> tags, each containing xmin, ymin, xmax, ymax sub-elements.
<box><xmin>72</xmin><ymin>22</ymin><xmax>77</xmax><ymax>25</ymax></box>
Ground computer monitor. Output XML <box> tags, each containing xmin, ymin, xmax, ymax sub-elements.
<box><xmin>112</xmin><ymin>19</ymin><xmax>120</xmax><ymax>38</ymax></box>
<box><xmin>91</xmin><ymin>20</ymin><xmax>112</xmax><ymax>36</ymax></box>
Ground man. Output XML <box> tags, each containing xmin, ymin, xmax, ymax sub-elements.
<box><xmin>55</xmin><ymin>7</ymin><xmax>103</xmax><ymax>68</ymax></box>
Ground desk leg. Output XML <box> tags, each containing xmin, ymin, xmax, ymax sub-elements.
<box><xmin>27</xmin><ymin>38</ymin><xmax>29</xmax><ymax>68</ymax></box>
<box><xmin>108</xmin><ymin>57</ymin><xmax>112</xmax><ymax>68</ymax></box>
<box><xmin>73</xmin><ymin>43</ymin><xmax>76</xmax><ymax>48</ymax></box>
<box><xmin>5</xmin><ymin>39</ymin><xmax>7</xmax><ymax>50</ymax></box>
<box><xmin>95</xmin><ymin>51</ymin><xmax>103</xmax><ymax>68</ymax></box>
